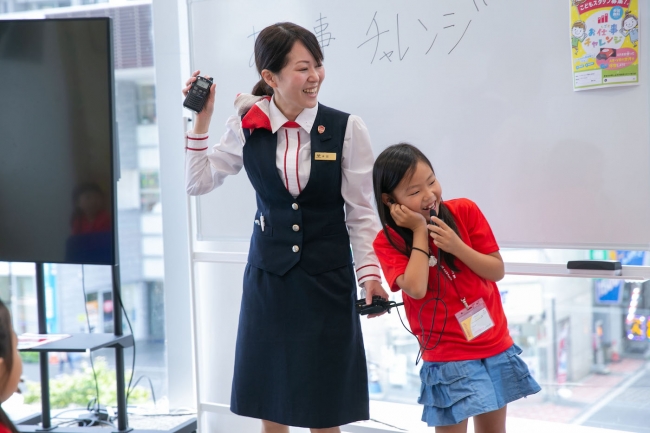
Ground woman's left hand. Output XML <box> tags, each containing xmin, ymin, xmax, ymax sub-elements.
<box><xmin>363</xmin><ymin>280</ymin><xmax>390</xmax><ymax>318</ymax></box>
<box><xmin>428</xmin><ymin>217</ymin><xmax>464</xmax><ymax>255</ymax></box>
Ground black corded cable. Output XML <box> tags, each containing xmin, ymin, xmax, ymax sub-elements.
<box><xmin>392</xmin><ymin>245</ymin><xmax>449</xmax><ymax>365</ymax></box>
<box><xmin>130</xmin><ymin>375</ymin><xmax>157</xmax><ymax>405</ymax></box>
<box><xmin>368</xmin><ymin>418</ymin><xmax>408</xmax><ymax>431</ymax></box>
<box><xmin>418</xmin><ymin>264</ymin><xmax>448</xmax><ymax>353</ymax></box>
<box><xmin>81</xmin><ymin>265</ymin><xmax>101</xmax><ymax>413</ymax></box>
<box><xmin>418</xmin><ymin>248</ymin><xmax>448</xmax><ymax>357</ymax></box>
<box><xmin>51</xmin><ymin>408</ymin><xmax>90</xmax><ymax>420</ymax></box>
<box><xmin>114</xmin><ymin>289</ymin><xmax>136</xmax><ymax>404</ymax></box>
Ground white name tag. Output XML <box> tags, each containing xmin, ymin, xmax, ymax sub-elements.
<box><xmin>455</xmin><ymin>298</ymin><xmax>494</xmax><ymax>341</ymax></box>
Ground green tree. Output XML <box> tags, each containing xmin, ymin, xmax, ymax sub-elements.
<box><xmin>24</xmin><ymin>358</ymin><xmax>151</xmax><ymax>408</ymax></box>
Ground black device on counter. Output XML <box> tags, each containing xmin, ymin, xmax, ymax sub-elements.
<box><xmin>356</xmin><ymin>296</ymin><xmax>402</xmax><ymax>315</ymax></box>
<box><xmin>183</xmin><ymin>76</ymin><xmax>213</xmax><ymax>113</ymax></box>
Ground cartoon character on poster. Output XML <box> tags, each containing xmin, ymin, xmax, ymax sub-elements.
<box><xmin>571</xmin><ymin>20</ymin><xmax>587</xmax><ymax>54</ymax></box>
<box><xmin>621</xmin><ymin>11</ymin><xmax>639</xmax><ymax>47</ymax></box>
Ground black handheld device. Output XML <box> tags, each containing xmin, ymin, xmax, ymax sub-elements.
<box><xmin>356</xmin><ymin>296</ymin><xmax>403</xmax><ymax>315</ymax></box>
<box><xmin>183</xmin><ymin>76</ymin><xmax>213</xmax><ymax>113</ymax></box>
<box><xmin>430</xmin><ymin>206</ymin><xmax>437</xmax><ymax>223</ymax></box>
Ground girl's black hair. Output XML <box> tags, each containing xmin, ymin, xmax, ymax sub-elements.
<box><xmin>0</xmin><ymin>300</ymin><xmax>19</xmax><ymax>433</ymax></box>
<box><xmin>373</xmin><ymin>143</ymin><xmax>461</xmax><ymax>272</ymax></box>
<box><xmin>251</xmin><ymin>22</ymin><xmax>324</xmax><ymax>97</ymax></box>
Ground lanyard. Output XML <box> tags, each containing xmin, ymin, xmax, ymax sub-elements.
<box><xmin>439</xmin><ymin>263</ymin><xmax>470</xmax><ymax>310</ymax></box>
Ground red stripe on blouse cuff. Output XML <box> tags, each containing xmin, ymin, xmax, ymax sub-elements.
<box><xmin>356</xmin><ymin>264</ymin><xmax>379</xmax><ymax>273</ymax></box>
<box><xmin>358</xmin><ymin>274</ymin><xmax>381</xmax><ymax>283</ymax></box>
<box><xmin>185</xmin><ymin>146</ymin><xmax>208</xmax><ymax>151</ymax></box>
<box><xmin>187</xmin><ymin>135</ymin><xmax>209</xmax><ymax>140</ymax></box>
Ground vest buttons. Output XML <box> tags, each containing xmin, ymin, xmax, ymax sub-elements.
<box><xmin>292</xmin><ymin>245</ymin><xmax>300</xmax><ymax>253</ymax></box>
<box><xmin>292</xmin><ymin>203</ymin><xmax>299</xmax><ymax>210</ymax></box>
<box><xmin>292</xmin><ymin>224</ymin><xmax>300</xmax><ymax>232</ymax></box>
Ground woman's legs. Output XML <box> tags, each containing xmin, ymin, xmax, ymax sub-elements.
<box><xmin>261</xmin><ymin>421</ymin><xmax>342</xmax><ymax>433</ymax></box>
<box><xmin>472</xmin><ymin>406</ymin><xmax>507</xmax><ymax>433</ymax></box>
<box><xmin>261</xmin><ymin>420</ymin><xmax>289</xmax><ymax>433</ymax></box>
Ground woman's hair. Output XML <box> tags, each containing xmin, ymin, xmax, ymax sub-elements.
<box><xmin>251</xmin><ymin>22</ymin><xmax>324</xmax><ymax>97</ymax></box>
<box><xmin>373</xmin><ymin>143</ymin><xmax>461</xmax><ymax>272</ymax></box>
<box><xmin>623</xmin><ymin>12</ymin><xmax>638</xmax><ymax>27</ymax></box>
<box><xmin>0</xmin><ymin>300</ymin><xmax>19</xmax><ymax>433</ymax></box>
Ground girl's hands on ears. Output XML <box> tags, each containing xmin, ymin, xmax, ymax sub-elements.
<box><xmin>389</xmin><ymin>203</ymin><xmax>427</xmax><ymax>232</ymax></box>
<box><xmin>182</xmin><ymin>70</ymin><xmax>216</xmax><ymax>134</ymax></box>
<box><xmin>428</xmin><ymin>217</ymin><xmax>464</xmax><ymax>255</ymax></box>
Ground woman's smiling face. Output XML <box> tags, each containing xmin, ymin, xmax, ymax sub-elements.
<box><xmin>265</xmin><ymin>41</ymin><xmax>325</xmax><ymax>120</ymax></box>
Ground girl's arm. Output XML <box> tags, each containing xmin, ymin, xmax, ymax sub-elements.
<box><xmin>428</xmin><ymin>217</ymin><xmax>505</xmax><ymax>282</ymax></box>
<box><xmin>390</xmin><ymin>205</ymin><xmax>430</xmax><ymax>300</ymax></box>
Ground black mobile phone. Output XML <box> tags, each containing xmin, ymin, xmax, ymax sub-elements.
<box><xmin>183</xmin><ymin>76</ymin><xmax>213</xmax><ymax>113</ymax></box>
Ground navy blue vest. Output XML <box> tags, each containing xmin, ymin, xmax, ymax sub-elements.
<box><xmin>242</xmin><ymin>104</ymin><xmax>353</xmax><ymax>276</ymax></box>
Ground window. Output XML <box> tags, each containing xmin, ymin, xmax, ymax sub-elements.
<box><xmin>137</xmin><ymin>85</ymin><xmax>156</xmax><ymax>125</ymax></box>
<box><xmin>362</xmin><ymin>248</ymin><xmax>650</xmax><ymax>432</ymax></box>
<box><xmin>0</xmin><ymin>0</ymin><xmax>167</xmax><ymax>418</ymax></box>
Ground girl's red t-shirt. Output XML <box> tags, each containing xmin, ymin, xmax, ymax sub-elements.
<box><xmin>373</xmin><ymin>198</ymin><xmax>513</xmax><ymax>362</ymax></box>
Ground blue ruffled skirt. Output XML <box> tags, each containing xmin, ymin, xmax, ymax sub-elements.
<box><xmin>418</xmin><ymin>344</ymin><xmax>541</xmax><ymax>426</ymax></box>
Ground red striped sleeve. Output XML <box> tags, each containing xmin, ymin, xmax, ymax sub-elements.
<box><xmin>356</xmin><ymin>264</ymin><xmax>380</xmax><ymax>273</ymax></box>
<box><xmin>358</xmin><ymin>274</ymin><xmax>382</xmax><ymax>283</ymax></box>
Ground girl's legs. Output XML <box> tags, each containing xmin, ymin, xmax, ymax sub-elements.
<box><xmin>435</xmin><ymin>419</ymin><xmax>468</xmax><ymax>433</ymax></box>
<box><xmin>432</xmin><ymin>405</ymin><xmax>507</xmax><ymax>433</ymax></box>
<box><xmin>310</xmin><ymin>428</ymin><xmax>341</xmax><ymax>433</ymax></box>
<box><xmin>473</xmin><ymin>406</ymin><xmax>507</xmax><ymax>433</ymax></box>
<box><xmin>261</xmin><ymin>420</ymin><xmax>289</xmax><ymax>433</ymax></box>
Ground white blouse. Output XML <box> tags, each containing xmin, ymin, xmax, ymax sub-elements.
<box><xmin>185</xmin><ymin>97</ymin><xmax>381</xmax><ymax>286</ymax></box>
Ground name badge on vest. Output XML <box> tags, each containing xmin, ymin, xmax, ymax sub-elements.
<box><xmin>315</xmin><ymin>152</ymin><xmax>336</xmax><ymax>161</ymax></box>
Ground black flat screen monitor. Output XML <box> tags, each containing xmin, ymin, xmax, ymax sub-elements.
<box><xmin>0</xmin><ymin>18</ymin><xmax>117</xmax><ymax>265</ymax></box>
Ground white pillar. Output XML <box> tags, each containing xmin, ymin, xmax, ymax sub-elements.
<box><xmin>150</xmin><ymin>0</ymin><xmax>194</xmax><ymax>410</ymax></box>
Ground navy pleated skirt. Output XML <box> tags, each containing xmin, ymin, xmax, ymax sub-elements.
<box><xmin>230</xmin><ymin>262</ymin><xmax>369</xmax><ymax>428</ymax></box>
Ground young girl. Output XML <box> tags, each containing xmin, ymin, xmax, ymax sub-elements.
<box><xmin>183</xmin><ymin>22</ymin><xmax>388</xmax><ymax>433</ymax></box>
<box><xmin>0</xmin><ymin>300</ymin><xmax>22</xmax><ymax>433</ymax></box>
<box><xmin>372</xmin><ymin>144</ymin><xmax>540</xmax><ymax>433</ymax></box>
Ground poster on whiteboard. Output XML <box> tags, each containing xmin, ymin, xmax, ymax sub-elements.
<box><xmin>571</xmin><ymin>0</ymin><xmax>640</xmax><ymax>91</ymax></box>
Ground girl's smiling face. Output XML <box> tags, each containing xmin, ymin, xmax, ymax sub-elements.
<box><xmin>263</xmin><ymin>41</ymin><xmax>325</xmax><ymax>121</ymax></box>
<box><xmin>386</xmin><ymin>161</ymin><xmax>442</xmax><ymax>221</ymax></box>
<box><xmin>572</xmin><ymin>27</ymin><xmax>585</xmax><ymax>38</ymax></box>
<box><xmin>624</xmin><ymin>17</ymin><xmax>638</xmax><ymax>30</ymax></box>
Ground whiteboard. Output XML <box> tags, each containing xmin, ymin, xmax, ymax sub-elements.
<box><xmin>190</xmin><ymin>0</ymin><xmax>650</xmax><ymax>250</ymax></box>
